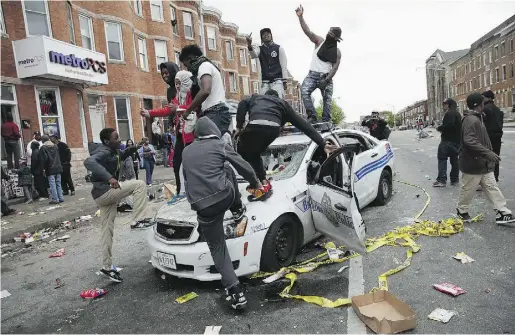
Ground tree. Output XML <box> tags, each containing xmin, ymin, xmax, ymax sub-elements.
<box><xmin>395</xmin><ymin>114</ymin><xmax>402</xmax><ymax>127</ymax></box>
<box><xmin>315</xmin><ymin>99</ymin><xmax>346</xmax><ymax>125</ymax></box>
<box><xmin>384</xmin><ymin>111</ymin><xmax>395</xmax><ymax>127</ymax></box>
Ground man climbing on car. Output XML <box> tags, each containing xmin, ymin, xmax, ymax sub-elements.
<box><xmin>235</xmin><ymin>90</ymin><xmax>337</xmax><ymax>200</ymax></box>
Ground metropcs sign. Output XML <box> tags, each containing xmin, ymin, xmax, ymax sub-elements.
<box><xmin>13</xmin><ymin>36</ymin><xmax>108</xmax><ymax>85</ymax></box>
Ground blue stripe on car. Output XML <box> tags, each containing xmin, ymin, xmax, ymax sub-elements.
<box><xmin>355</xmin><ymin>150</ymin><xmax>394</xmax><ymax>181</ymax></box>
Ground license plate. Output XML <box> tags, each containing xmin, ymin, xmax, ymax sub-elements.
<box><xmin>157</xmin><ymin>252</ymin><xmax>177</xmax><ymax>270</ymax></box>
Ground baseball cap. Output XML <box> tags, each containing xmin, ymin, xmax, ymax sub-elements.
<box><xmin>330</xmin><ymin>27</ymin><xmax>343</xmax><ymax>42</ymax></box>
<box><xmin>466</xmin><ymin>93</ymin><xmax>484</xmax><ymax>109</ymax></box>
<box><xmin>260</xmin><ymin>28</ymin><xmax>272</xmax><ymax>36</ymax></box>
<box><xmin>482</xmin><ymin>90</ymin><xmax>494</xmax><ymax>99</ymax></box>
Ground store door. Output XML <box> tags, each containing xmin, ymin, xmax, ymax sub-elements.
<box><xmin>1</xmin><ymin>85</ymin><xmax>23</xmax><ymax>163</ymax></box>
<box><xmin>35</xmin><ymin>87</ymin><xmax>66</xmax><ymax>143</ymax></box>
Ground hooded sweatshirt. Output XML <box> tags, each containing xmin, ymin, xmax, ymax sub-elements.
<box><xmin>437</xmin><ymin>99</ymin><xmax>462</xmax><ymax>144</ymax></box>
<box><xmin>182</xmin><ymin>117</ymin><xmax>259</xmax><ymax>212</ymax></box>
<box><xmin>459</xmin><ymin>109</ymin><xmax>496</xmax><ymax>175</ymax></box>
<box><xmin>159</xmin><ymin>62</ymin><xmax>180</xmax><ymax>102</ymax></box>
<box><xmin>39</xmin><ymin>141</ymin><xmax>63</xmax><ymax>176</ymax></box>
<box><xmin>483</xmin><ymin>100</ymin><xmax>504</xmax><ymax>138</ymax></box>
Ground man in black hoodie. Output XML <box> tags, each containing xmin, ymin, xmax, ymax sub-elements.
<box><xmin>182</xmin><ymin>117</ymin><xmax>264</xmax><ymax>310</ymax></box>
<box><xmin>482</xmin><ymin>90</ymin><xmax>504</xmax><ymax>182</ymax></box>
<box><xmin>361</xmin><ymin>112</ymin><xmax>388</xmax><ymax>140</ymax></box>
<box><xmin>50</xmin><ymin>136</ymin><xmax>75</xmax><ymax>195</ymax></box>
<box><xmin>433</xmin><ymin>98</ymin><xmax>462</xmax><ymax>187</ymax></box>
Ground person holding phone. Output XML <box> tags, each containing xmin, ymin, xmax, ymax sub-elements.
<box><xmin>361</xmin><ymin>111</ymin><xmax>388</xmax><ymax>140</ymax></box>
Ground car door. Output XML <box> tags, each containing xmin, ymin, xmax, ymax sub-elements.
<box><xmin>307</xmin><ymin>147</ymin><xmax>366</xmax><ymax>254</ymax></box>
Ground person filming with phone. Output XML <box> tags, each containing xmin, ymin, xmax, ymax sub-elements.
<box><xmin>361</xmin><ymin>111</ymin><xmax>390</xmax><ymax>140</ymax></box>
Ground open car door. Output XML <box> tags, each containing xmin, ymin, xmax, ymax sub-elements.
<box><xmin>307</xmin><ymin>146</ymin><xmax>366</xmax><ymax>254</ymax></box>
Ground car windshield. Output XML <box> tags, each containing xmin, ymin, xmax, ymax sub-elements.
<box><xmin>261</xmin><ymin>143</ymin><xmax>309</xmax><ymax>180</ymax></box>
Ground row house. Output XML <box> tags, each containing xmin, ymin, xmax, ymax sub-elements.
<box><xmin>397</xmin><ymin>100</ymin><xmax>428</xmax><ymax>126</ymax></box>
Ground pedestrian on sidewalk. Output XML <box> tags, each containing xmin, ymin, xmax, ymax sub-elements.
<box><xmin>152</xmin><ymin>118</ymin><xmax>162</xmax><ymax>149</ymax></box>
<box><xmin>17</xmin><ymin>162</ymin><xmax>34</xmax><ymax>204</ymax></box>
<box><xmin>182</xmin><ymin>117</ymin><xmax>265</xmax><ymax>310</ymax></box>
<box><xmin>51</xmin><ymin>136</ymin><xmax>75</xmax><ymax>196</ymax></box>
<box><xmin>1</xmin><ymin>166</ymin><xmax>16</xmax><ymax>216</ymax></box>
<box><xmin>30</xmin><ymin>141</ymin><xmax>49</xmax><ymax>199</ymax></box>
<box><xmin>138</xmin><ymin>137</ymin><xmax>156</xmax><ymax>186</ymax></box>
<box><xmin>125</xmin><ymin>139</ymin><xmax>140</xmax><ymax>181</ymax></box>
<box><xmin>247</xmin><ymin>28</ymin><xmax>288</xmax><ymax>98</ymax></box>
<box><xmin>39</xmin><ymin>135</ymin><xmax>64</xmax><ymax>204</ymax></box>
<box><xmin>26</xmin><ymin>131</ymin><xmax>42</xmax><ymax>166</ymax></box>
<box><xmin>296</xmin><ymin>4</ymin><xmax>341</xmax><ymax>123</ymax></box>
<box><xmin>84</xmin><ymin>128</ymin><xmax>148</xmax><ymax>282</ymax></box>
<box><xmin>482</xmin><ymin>90</ymin><xmax>503</xmax><ymax>182</ymax></box>
<box><xmin>456</xmin><ymin>93</ymin><xmax>515</xmax><ymax>225</ymax></box>
<box><xmin>433</xmin><ymin>98</ymin><xmax>461</xmax><ymax>187</ymax></box>
<box><xmin>1</xmin><ymin>113</ymin><xmax>21</xmax><ymax>170</ymax></box>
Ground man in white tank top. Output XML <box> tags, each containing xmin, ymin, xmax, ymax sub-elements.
<box><xmin>296</xmin><ymin>5</ymin><xmax>342</xmax><ymax>124</ymax></box>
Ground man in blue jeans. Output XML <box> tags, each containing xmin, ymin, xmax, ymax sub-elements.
<box><xmin>433</xmin><ymin>98</ymin><xmax>462</xmax><ymax>187</ymax></box>
<box><xmin>39</xmin><ymin>134</ymin><xmax>64</xmax><ymax>204</ymax></box>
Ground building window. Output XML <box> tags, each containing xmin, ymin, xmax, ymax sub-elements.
<box><xmin>37</xmin><ymin>88</ymin><xmax>65</xmax><ymax>142</ymax></box>
<box><xmin>501</xmin><ymin>41</ymin><xmax>505</xmax><ymax>56</ymax></box>
<box><xmin>183</xmin><ymin>12</ymin><xmax>193</xmax><ymax>39</ymax></box>
<box><xmin>154</xmin><ymin>40</ymin><xmax>168</xmax><ymax>71</ymax></box>
<box><xmin>66</xmin><ymin>1</ymin><xmax>75</xmax><ymax>44</ymax></box>
<box><xmin>105</xmin><ymin>22</ymin><xmax>123</xmax><ymax>61</ymax></box>
<box><xmin>495</xmin><ymin>68</ymin><xmax>500</xmax><ymax>83</ymax></box>
<box><xmin>489</xmin><ymin>50</ymin><xmax>492</xmax><ymax>63</ymax></box>
<box><xmin>0</xmin><ymin>4</ymin><xmax>5</xmax><ymax>33</ymax></box>
<box><xmin>252</xmin><ymin>81</ymin><xmax>259</xmax><ymax>94</ymax></box>
<box><xmin>479</xmin><ymin>74</ymin><xmax>483</xmax><ymax>88</ymax></box>
<box><xmin>150</xmin><ymin>0</ymin><xmax>163</xmax><ymax>21</ymax></box>
<box><xmin>489</xmin><ymin>71</ymin><xmax>493</xmax><ymax>86</ymax></box>
<box><xmin>483</xmin><ymin>52</ymin><xmax>486</xmax><ymax>66</ymax></box>
<box><xmin>502</xmin><ymin>65</ymin><xmax>506</xmax><ymax>81</ymax></box>
<box><xmin>134</xmin><ymin>0</ymin><xmax>143</xmax><ymax>16</ymax></box>
<box><xmin>225</xmin><ymin>41</ymin><xmax>234</xmax><ymax>60</ymax></box>
<box><xmin>23</xmin><ymin>0</ymin><xmax>51</xmax><ymax>37</ymax></box>
<box><xmin>207</xmin><ymin>26</ymin><xmax>216</xmax><ymax>50</ymax></box>
<box><xmin>251</xmin><ymin>59</ymin><xmax>257</xmax><ymax>73</ymax></box>
<box><xmin>494</xmin><ymin>45</ymin><xmax>498</xmax><ymax>59</ymax></box>
<box><xmin>79</xmin><ymin>15</ymin><xmax>94</xmax><ymax>50</ymax></box>
<box><xmin>174</xmin><ymin>51</ymin><xmax>180</xmax><ymax>65</ymax></box>
<box><xmin>239</xmin><ymin>48</ymin><xmax>247</xmax><ymax>66</ymax></box>
<box><xmin>170</xmin><ymin>6</ymin><xmax>178</xmax><ymax>35</ymax></box>
<box><xmin>114</xmin><ymin>97</ymin><xmax>132</xmax><ymax>141</ymax></box>
<box><xmin>138</xmin><ymin>37</ymin><xmax>148</xmax><ymax>70</ymax></box>
<box><xmin>511</xmin><ymin>39</ymin><xmax>514</xmax><ymax>53</ymax></box>
<box><xmin>511</xmin><ymin>63</ymin><xmax>514</xmax><ymax>78</ymax></box>
<box><xmin>228</xmin><ymin>72</ymin><xmax>237</xmax><ymax>92</ymax></box>
<box><xmin>242</xmin><ymin>77</ymin><xmax>249</xmax><ymax>95</ymax></box>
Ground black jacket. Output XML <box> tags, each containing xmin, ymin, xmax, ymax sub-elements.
<box><xmin>30</xmin><ymin>142</ymin><xmax>44</xmax><ymax>175</ymax></box>
<box><xmin>57</xmin><ymin>141</ymin><xmax>72</xmax><ymax>166</ymax></box>
<box><xmin>362</xmin><ymin>118</ymin><xmax>388</xmax><ymax>140</ymax></box>
<box><xmin>483</xmin><ymin>101</ymin><xmax>503</xmax><ymax>138</ymax></box>
<box><xmin>437</xmin><ymin>99</ymin><xmax>462</xmax><ymax>144</ymax></box>
<box><xmin>236</xmin><ymin>95</ymin><xmax>325</xmax><ymax>147</ymax></box>
<box><xmin>39</xmin><ymin>141</ymin><xmax>63</xmax><ymax>176</ymax></box>
<box><xmin>17</xmin><ymin>166</ymin><xmax>32</xmax><ymax>186</ymax></box>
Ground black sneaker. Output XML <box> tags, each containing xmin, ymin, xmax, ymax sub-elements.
<box><xmin>100</xmin><ymin>268</ymin><xmax>123</xmax><ymax>283</ymax></box>
<box><xmin>451</xmin><ymin>181</ymin><xmax>459</xmax><ymax>186</ymax></box>
<box><xmin>457</xmin><ymin>210</ymin><xmax>472</xmax><ymax>222</ymax></box>
<box><xmin>432</xmin><ymin>181</ymin><xmax>446</xmax><ymax>187</ymax></box>
<box><xmin>231</xmin><ymin>205</ymin><xmax>246</xmax><ymax>221</ymax></box>
<box><xmin>496</xmin><ymin>211</ymin><xmax>515</xmax><ymax>226</ymax></box>
<box><xmin>227</xmin><ymin>284</ymin><xmax>247</xmax><ymax>310</ymax></box>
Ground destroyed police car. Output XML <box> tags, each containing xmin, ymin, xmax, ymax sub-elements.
<box><xmin>148</xmin><ymin>123</ymin><xmax>395</xmax><ymax>280</ymax></box>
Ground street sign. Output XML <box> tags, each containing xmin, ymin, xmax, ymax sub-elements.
<box><xmin>95</xmin><ymin>102</ymin><xmax>107</xmax><ymax>114</ymax></box>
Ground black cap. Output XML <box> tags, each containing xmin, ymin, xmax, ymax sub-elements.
<box><xmin>260</xmin><ymin>28</ymin><xmax>272</xmax><ymax>36</ymax></box>
<box><xmin>466</xmin><ymin>93</ymin><xmax>484</xmax><ymax>109</ymax></box>
<box><xmin>482</xmin><ymin>90</ymin><xmax>494</xmax><ymax>99</ymax></box>
<box><xmin>330</xmin><ymin>27</ymin><xmax>342</xmax><ymax>42</ymax></box>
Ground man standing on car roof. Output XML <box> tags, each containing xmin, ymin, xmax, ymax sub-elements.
<box><xmin>247</xmin><ymin>28</ymin><xmax>289</xmax><ymax>99</ymax></box>
<box><xmin>235</xmin><ymin>90</ymin><xmax>337</xmax><ymax>201</ymax></box>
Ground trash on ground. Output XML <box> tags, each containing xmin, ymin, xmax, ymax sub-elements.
<box><xmin>27</xmin><ymin>212</ymin><xmax>38</xmax><ymax>216</ymax></box>
<box><xmin>78</xmin><ymin>197</ymin><xmax>85</xmax><ymax>200</ymax></box>
<box><xmin>80</xmin><ymin>288</ymin><xmax>108</xmax><ymax>299</ymax></box>
<box><xmin>95</xmin><ymin>209</ymin><xmax>100</xmax><ymax>217</ymax></box>
<box><xmin>25</xmin><ymin>236</ymin><xmax>34</xmax><ymax>244</ymax></box>
<box><xmin>263</xmin><ymin>268</ymin><xmax>288</xmax><ymax>283</ymax></box>
<box><xmin>62</xmin><ymin>221</ymin><xmax>72</xmax><ymax>229</ymax></box>
<box><xmin>131</xmin><ymin>218</ymin><xmax>155</xmax><ymax>229</ymax></box>
<box><xmin>204</xmin><ymin>326</ymin><xmax>222</xmax><ymax>335</ymax></box>
<box><xmin>175</xmin><ymin>292</ymin><xmax>198</xmax><ymax>304</ymax></box>
<box><xmin>351</xmin><ymin>290</ymin><xmax>417</xmax><ymax>334</ymax></box>
<box><xmin>161</xmin><ymin>274</ymin><xmax>166</xmax><ymax>280</ymax></box>
<box><xmin>56</xmin><ymin>235</ymin><xmax>71</xmax><ymax>241</ymax></box>
<box><xmin>49</xmin><ymin>248</ymin><xmax>65</xmax><ymax>258</ymax></box>
<box><xmin>428</xmin><ymin>308</ymin><xmax>455</xmax><ymax>323</ymax></box>
<box><xmin>1</xmin><ymin>290</ymin><xmax>11</xmax><ymax>299</ymax></box>
<box><xmin>76</xmin><ymin>215</ymin><xmax>92</xmax><ymax>222</ymax></box>
<box><xmin>163</xmin><ymin>183</ymin><xmax>176</xmax><ymax>201</ymax></box>
<box><xmin>55</xmin><ymin>278</ymin><xmax>65</xmax><ymax>289</ymax></box>
<box><xmin>484</xmin><ymin>288</ymin><xmax>492</xmax><ymax>293</ymax></box>
<box><xmin>17</xmin><ymin>211</ymin><xmax>25</xmax><ymax>215</ymax></box>
<box><xmin>337</xmin><ymin>265</ymin><xmax>349</xmax><ymax>273</ymax></box>
<box><xmin>433</xmin><ymin>283</ymin><xmax>466</xmax><ymax>297</ymax></box>
<box><xmin>46</xmin><ymin>205</ymin><xmax>61</xmax><ymax>211</ymax></box>
<box><xmin>453</xmin><ymin>252</ymin><xmax>475</xmax><ymax>264</ymax></box>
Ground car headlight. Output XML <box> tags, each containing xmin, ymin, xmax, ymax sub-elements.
<box><xmin>224</xmin><ymin>216</ymin><xmax>248</xmax><ymax>239</ymax></box>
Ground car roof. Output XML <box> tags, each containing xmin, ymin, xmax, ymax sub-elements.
<box><xmin>270</xmin><ymin>128</ymin><xmax>377</xmax><ymax>147</ymax></box>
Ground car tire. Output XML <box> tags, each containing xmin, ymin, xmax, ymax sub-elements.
<box><xmin>260</xmin><ymin>215</ymin><xmax>300</xmax><ymax>273</ymax></box>
<box><xmin>375</xmin><ymin>168</ymin><xmax>392</xmax><ymax>206</ymax></box>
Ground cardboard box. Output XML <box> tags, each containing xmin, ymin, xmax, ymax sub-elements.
<box><xmin>351</xmin><ymin>290</ymin><xmax>416</xmax><ymax>334</ymax></box>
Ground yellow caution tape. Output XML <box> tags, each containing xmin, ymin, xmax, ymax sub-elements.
<box><xmin>175</xmin><ymin>292</ymin><xmax>198</xmax><ymax>304</ymax></box>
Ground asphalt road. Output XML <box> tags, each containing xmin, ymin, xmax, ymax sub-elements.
<box><xmin>1</xmin><ymin>129</ymin><xmax>515</xmax><ymax>334</ymax></box>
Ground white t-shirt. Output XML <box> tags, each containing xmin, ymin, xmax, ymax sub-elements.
<box><xmin>197</xmin><ymin>62</ymin><xmax>225</xmax><ymax>111</ymax></box>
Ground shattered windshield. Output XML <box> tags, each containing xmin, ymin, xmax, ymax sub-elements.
<box><xmin>262</xmin><ymin>143</ymin><xmax>309</xmax><ymax>181</ymax></box>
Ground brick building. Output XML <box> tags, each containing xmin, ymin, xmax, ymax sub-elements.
<box><xmin>397</xmin><ymin>100</ymin><xmax>428</xmax><ymax>127</ymax></box>
<box><xmin>0</xmin><ymin>0</ymin><xmax>304</xmax><ymax>179</ymax></box>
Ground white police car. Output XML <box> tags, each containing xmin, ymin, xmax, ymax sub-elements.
<box><xmin>148</xmin><ymin>124</ymin><xmax>395</xmax><ymax>280</ymax></box>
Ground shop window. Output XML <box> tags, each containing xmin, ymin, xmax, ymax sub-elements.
<box><xmin>138</xmin><ymin>37</ymin><xmax>148</xmax><ymax>71</ymax></box>
<box><xmin>154</xmin><ymin>40</ymin><xmax>168</xmax><ymax>72</ymax></box>
<box><xmin>66</xmin><ymin>1</ymin><xmax>75</xmax><ymax>44</ymax></box>
<box><xmin>1</xmin><ymin>85</ymin><xmax>22</xmax><ymax>160</ymax></box>
<box><xmin>150</xmin><ymin>0</ymin><xmax>163</xmax><ymax>21</ymax></box>
<box><xmin>241</xmin><ymin>77</ymin><xmax>249</xmax><ymax>95</ymax></box>
<box><xmin>170</xmin><ymin>6</ymin><xmax>178</xmax><ymax>35</ymax></box>
<box><xmin>79</xmin><ymin>15</ymin><xmax>94</xmax><ymax>51</ymax></box>
<box><xmin>183</xmin><ymin>12</ymin><xmax>193</xmax><ymax>39</ymax></box>
<box><xmin>23</xmin><ymin>0</ymin><xmax>51</xmax><ymax>37</ymax></box>
<box><xmin>0</xmin><ymin>3</ymin><xmax>5</xmax><ymax>34</ymax></box>
<box><xmin>37</xmin><ymin>88</ymin><xmax>65</xmax><ymax>142</ymax></box>
<box><xmin>134</xmin><ymin>0</ymin><xmax>143</xmax><ymax>17</ymax></box>
<box><xmin>114</xmin><ymin>97</ymin><xmax>132</xmax><ymax>142</ymax></box>
<box><xmin>207</xmin><ymin>26</ymin><xmax>216</xmax><ymax>50</ymax></box>
<box><xmin>105</xmin><ymin>22</ymin><xmax>124</xmax><ymax>61</ymax></box>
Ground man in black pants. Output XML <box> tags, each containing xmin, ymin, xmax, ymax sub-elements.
<box><xmin>182</xmin><ymin>117</ymin><xmax>264</xmax><ymax>310</ymax></box>
<box><xmin>235</xmin><ymin>90</ymin><xmax>336</xmax><ymax>200</ymax></box>
<box><xmin>51</xmin><ymin>136</ymin><xmax>75</xmax><ymax>195</ymax></box>
<box><xmin>482</xmin><ymin>90</ymin><xmax>504</xmax><ymax>182</ymax></box>
<box><xmin>433</xmin><ymin>98</ymin><xmax>462</xmax><ymax>187</ymax></box>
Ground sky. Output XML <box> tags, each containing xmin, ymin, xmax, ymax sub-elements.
<box><xmin>203</xmin><ymin>0</ymin><xmax>515</xmax><ymax>122</ymax></box>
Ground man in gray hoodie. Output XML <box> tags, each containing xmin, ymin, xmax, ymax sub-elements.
<box><xmin>456</xmin><ymin>93</ymin><xmax>514</xmax><ymax>225</ymax></box>
<box><xmin>182</xmin><ymin>117</ymin><xmax>264</xmax><ymax>310</ymax></box>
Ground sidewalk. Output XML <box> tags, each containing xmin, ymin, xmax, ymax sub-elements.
<box><xmin>1</xmin><ymin>165</ymin><xmax>176</xmax><ymax>244</ymax></box>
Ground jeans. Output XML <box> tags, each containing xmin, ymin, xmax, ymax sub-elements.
<box><xmin>301</xmin><ymin>71</ymin><xmax>333</xmax><ymax>122</ymax></box>
<box><xmin>261</xmin><ymin>79</ymin><xmax>285</xmax><ymax>99</ymax></box>
<box><xmin>48</xmin><ymin>174</ymin><xmax>64</xmax><ymax>202</ymax></box>
<box><xmin>203</xmin><ymin>103</ymin><xmax>231</xmax><ymax>135</ymax></box>
<box><xmin>143</xmin><ymin>159</ymin><xmax>155</xmax><ymax>185</ymax></box>
<box><xmin>161</xmin><ymin>147</ymin><xmax>169</xmax><ymax>167</ymax></box>
<box><xmin>61</xmin><ymin>165</ymin><xmax>75</xmax><ymax>193</ymax></box>
<box><xmin>4</xmin><ymin>140</ymin><xmax>20</xmax><ymax>170</ymax></box>
<box><xmin>490</xmin><ymin>136</ymin><xmax>502</xmax><ymax>181</ymax></box>
<box><xmin>437</xmin><ymin>141</ymin><xmax>460</xmax><ymax>184</ymax></box>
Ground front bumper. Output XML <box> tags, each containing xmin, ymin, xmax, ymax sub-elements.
<box><xmin>147</xmin><ymin>228</ymin><xmax>267</xmax><ymax>281</ymax></box>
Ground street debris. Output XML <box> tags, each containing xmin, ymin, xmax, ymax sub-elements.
<box><xmin>76</xmin><ymin>215</ymin><xmax>92</xmax><ymax>223</ymax></box>
<box><xmin>337</xmin><ymin>265</ymin><xmax>349</xmax><ymax>273</ymax></box>
<box><xmin>25</xmin><ymin>236</ymin><xmax>34</xmax><ymax>244</ymax></box>
<box><xmin>428</xmin><ymin>308</ymin><xmax>456</xmax><ymax>323</ymax></box>
<box><xmin>175</xmin><ymin>292</ymin><xmax>198</xmax><ymax>304</ymax></box>
<box><xmin>49</xmin><ymin>248</ymin><xmax>65</xmax><ymax>258</ymax></box>
<box><xmin>28</xmin><ymin>212</ymin><xmax>38</xmax><ymax>216</ymax></box>
<box><xmin>131</xmin><ymin>218</ymin><xmax>155</xmax><ymax>229</ymax></box>
<box><xmin>78</xmin><ymin>197</ymin><xmax>85</xmax><ymax>200</ymax></box>
<box><xmin>95</xmin><ymin>209</ymin><xmax>101</xmax><ymax>217</ymax></box>
<box><xmin>161</xmin><ymin>274</ymin><xmax>166</xmax><ymax>280</ymax></box>
<box><xmin>63</xmin><ymin>221</ymin><xmax>72</xmax><ymax>229</ymax></box>
<box><xmin>45</xmin><ymin>205</ymin><xmax>61</xmax><ymax>211</ymax></box>
<box><xmin>56</xmin><ymin>235</ymin><xmax>71</xmax><ymax>241</ymax></box>
<box><xmin>80</xmin><ymin>288</ymin><xmax>108</xmax><ymax>299</ymax></box>
<box><xmin>55</xmin><ymin>278</ymin><xmax>65</xmax><ymax>289</ymax></box>
<box><xmin>433</xmin><ymin>283</ymin><xmax>466</xmax><ymax>297</ymax></box>
<box><xmin>484</xmin><ymin>288</ymin><xmax>491</xmax><ymax>293</ymax></box>
<box><xmin>204</xmin><ymin>326</ymin><xmax>222</xmax><ymax>335</ymax></box>
<box><xmin>453</xmin><ymin>252</ymin><xmax>475</xmax><ymax>264</ymax></box>
<box><xmin>263</xmin><ymin>268</ymin><xmax>288</xmax><ymax>283</ymax></box>
<box><xmin>17</xmin><ymin>211</ymin><xmax>25</xmax><ymax>215</ymax></box>
<box><xmin>1</xmin><ymin>290</ymin><xmax>11</xmax><ymax>299</ymax></box>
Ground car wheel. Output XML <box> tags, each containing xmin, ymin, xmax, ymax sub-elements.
<box><xmin>375</xmin><ymin>169</ymin><xmax>392</xmax><ymax>206</ymax></box>
<box><xmin>260</xmin><ymin>216</ymin><xmax>300</xmax><ymax>272</ymax></box>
